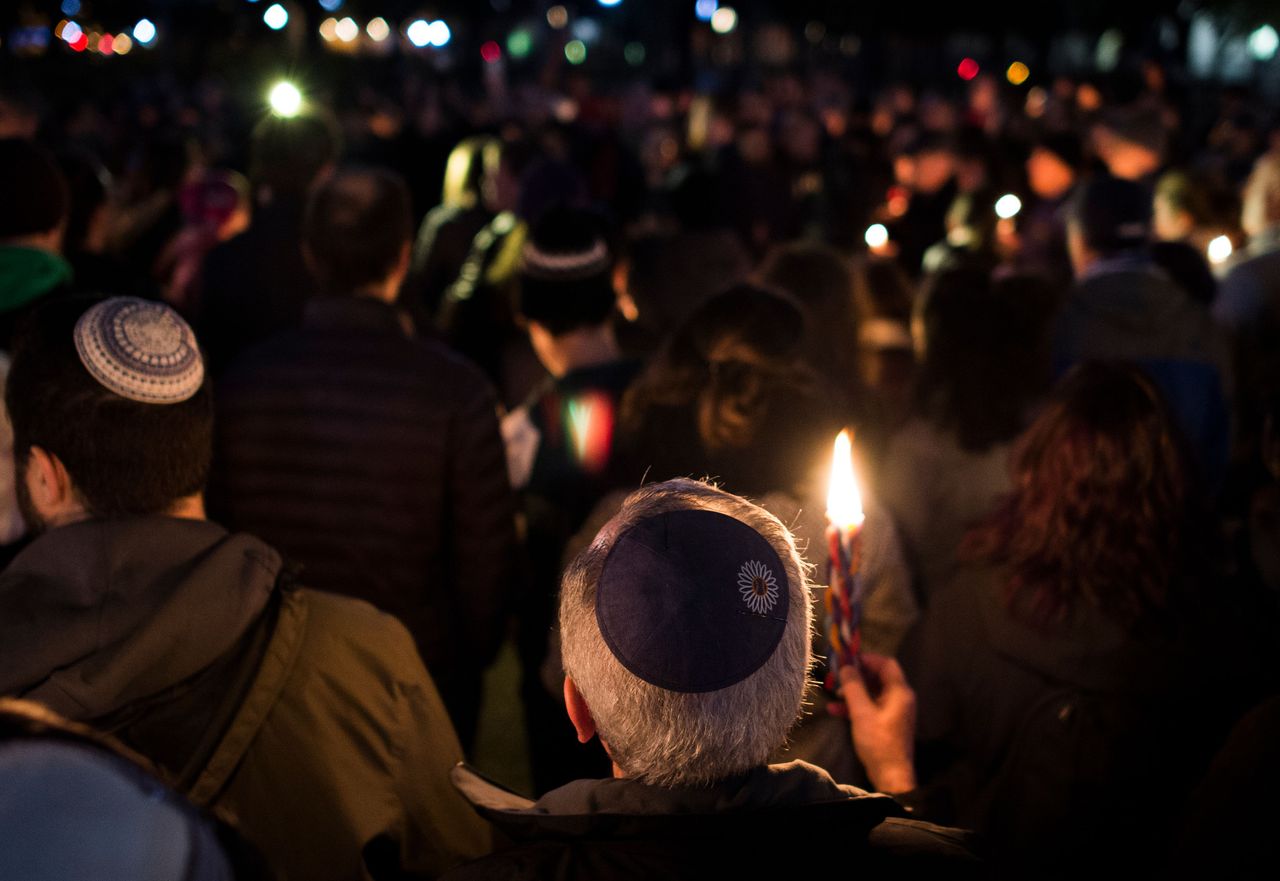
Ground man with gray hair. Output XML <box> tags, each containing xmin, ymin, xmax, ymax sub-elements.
<box><xmin>446</xmin><ymin>479</ymin><xmax>978</xmax><ymax>880</ymax></box>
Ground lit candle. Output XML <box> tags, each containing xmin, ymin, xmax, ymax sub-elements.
<box><xmin>826</xmin><ymin>429</ymin><xmax>866</xmax><ymax>674</ymax></box>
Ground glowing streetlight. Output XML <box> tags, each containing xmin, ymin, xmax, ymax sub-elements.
<box><xmin>710</xmin><ymin>6</ymin><xmax>738</xmax><ymax>34</ymax></box>
<box><xmin>335</xmin><ymin>17</ymin><xmax>358</xmax><ymax>42</ymax></box>
<box><xmin>132</xmin><ymin>18</ymin><xmax>156</xmax><ymax>44</ymax></box>
<box><xmin>367</xmin><ymin>17</ymin><xmax>390</xmax><ymax>42</ymax></box>
<box><xmin>1250</xmin><ymin>25</ymin><xmax>1279</xmax><ymax>62</ymax></box>
<box><xmin>865</xmin><ymin>224</ymin><xmax>889</xmax><ymax>249</ymax></box>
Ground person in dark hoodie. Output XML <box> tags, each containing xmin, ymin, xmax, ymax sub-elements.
<box><xmin>0</xmin><ymin>296</ymin><xmax>491</xmax><ymax>881</ymax></box>
<box><xmin>1053</xmin><ymin>174</ymin><xmax>1232</xmax><ymax>485</ymax></box>
<box><xmin>444</xmin><ymin>479</ymin><xmax>979</xmax><ymax>881</ymax></box>
<box><xmin>197</xmin><ymin>111</ymin><xmax>340</xmax><ymax>375</ymax></box>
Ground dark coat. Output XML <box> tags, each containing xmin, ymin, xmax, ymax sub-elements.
<box><xmin>211</xmin><ymin>296</ymin><xmax>518</xmax><ymax>743</ymax></box>
<box><xmin>901</xmin><ymin>565</ymin><xmax>1213</xmax><ymax>878</ymax></box>
<box><xmin>0</xmin><ymin>517</ymin><xmax>492</xmax><ymax>881</ymax></box>
<box><xmin>441</xmin><ymin>761</ymin><xmax>982</xmax><ymax>881</ymax></box>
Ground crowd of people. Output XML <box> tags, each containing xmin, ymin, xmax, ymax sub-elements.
<box><xmin>1</xmin><ymin>39</ymin><xmax>1280</xmax><ymax>881</ymax></box>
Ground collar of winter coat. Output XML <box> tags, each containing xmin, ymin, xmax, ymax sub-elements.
<box><xmin>303</xmin><ymin>294</ymin><xmax>413</xmax><ymax>337</ymax></box>
<box><xmin>0</xmin><ymin>245</ymin><xmax>73</xmax><ymax>314</ymax></box>
<box><xmin>0</xmin><ymin>517</ymin><xmax>279</xmax><ymax>721</ymax></box>
<box><xmin>451</xmin><ymin>760</ymin><xmax>903</xmax><ymax>841</ymax></box>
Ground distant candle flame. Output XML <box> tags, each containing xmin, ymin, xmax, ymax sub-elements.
<box><xmin>827</xmin><ymin>429</ymin><xmax>865</xmax><ymax>529</ymax></box>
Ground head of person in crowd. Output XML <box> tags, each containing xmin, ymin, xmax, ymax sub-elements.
<box><xmin>7</xmin><ymin>296</ymin><xmax>212</xmax><ymax>533</ymax></box>
<box><xmin>923</xmin><ymin>189</ymin><xmax>1001</xmax><ymax>274</ymax></box>
<box><xmin>0</xmin><ymin>85</ymin><xmax>39</xmax><ymax>140</ymax></box>
<box><xmin>0</xmin><ymin>138</ymin><xmax>74</xmax><ymax>347</ymax></box>
<box><xmin>302</xmin><ymin>166</ymin><xmax>413</xmax><ymax>302</ymax></box>
<box><xmin>621</xmin><ymin>284</ymin><xmax>811</xmax><ymax>453</ymax></box>
<box><xmin>440</xmin><ymin>135</ymin><xmax>501</xmax><ymax>211</ymax></box>
<box><xmin>558</xmin><ymin>479</ymin><xmax>812</xmax><ymax>787</ymax></box>
<box><xmin>1065</xmin><ymin>175</ymin><xmax>1152</xmax><ymax>277</ymax></box>
<box><xmin>1026</xmin><ymin>133</ymin><xmax>1081</xmax><ymax>202</ymax></box>
<box><xmin>56</xmin><ymin>148</ymin><xmax>113</xmax><ymax>260</ymax></box>
<box><xmin>962</xmin><ymin>362</ymin><xmax>1195</xmax><ymax>629</ymax></box>
<box><xmin>912</xmin><ymin>267</ymin><xmax>1054</xmax><ymax>452</ymax></box>
<box><xmin>248</xmin><ymin>110</ymin><xmax>341</xmax><ymax>206</ymax></box>
<box><xmin>517</xmin><ymin>206</ymin><xmax>619</xmax><ymax>378</ymax></box>
<box><xmin>851</xmin><ymin>257</ymin><xmax>916</xmax><ymax>398</ymax></box>
<box><xmin>1093</xmin><ymin>107</ymin><xmax>1165</xmax><ymax>183</ymax></box>
<box><xmin>757</xmin><ymin>241</ymin><xmax>860</xmax><ymax>393</ymax></box>
<box><xmin>1153</xmin><ymin>170</ymin><xmax>1220</xmax><ymax>248</ymax></box>
<box><xmin>0</xmin><ymin>699</ymin><xmax>263</xmax><ymax>881</ymax></box>
<box><xmin>1240</xmin><ymin>151</ymin><xmax>1280</xmax><ymax>241</ymax></box>
<box><xmin>178</xmin><ymin>171</ymin><xmax>252</xmax><ymax>243</ymax></box>
<box><xmin>906</xmin><ymin>132</ymin><xmax>957</xmax><ymax>196</ymax></box>
<box><xmin>0</xmin><ymin>138</ymin><xmax>70</xmax><ymax>256</ymax></box>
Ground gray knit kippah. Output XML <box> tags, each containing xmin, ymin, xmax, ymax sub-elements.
<box><xmin>520</xmin><ymin>237</ymin><xmax>610</xmax><ymax>281</ymax></box>
<box><xmin>73</xmin><ymin>298</ymin><xmax>204</xmax><ymax>404</ymax></box>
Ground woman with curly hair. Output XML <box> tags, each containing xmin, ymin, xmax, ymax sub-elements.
<box><xmin>899</xmin><ymin>361</ymin><xmax>1221</xmax><ymax>878</ymax></box>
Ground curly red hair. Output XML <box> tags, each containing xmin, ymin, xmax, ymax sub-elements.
<box><xmin>961</xmin><ymin>362</ymin><xmax>1191</xmax><ymax>629</ymax></box>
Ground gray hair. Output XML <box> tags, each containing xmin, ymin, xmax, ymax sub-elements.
<box><xmin>559</xmin><ymin>478</ymin><xmax>814</xmax><ymax>788</ymax></box>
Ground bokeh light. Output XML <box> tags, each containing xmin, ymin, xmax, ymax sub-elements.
<box><xmin>335</xmin><ymin>17</ymin><xmax>358</xmax><ymax>42</ymax></box>
<box><xmin>61</xmin><ymin>21</ymin><xmax>83</xmax><ymax>44</ymax></box>
<box><xmin>710</xmin><ymin>7</ymin><xmax>738</xmax><ymax>34</ymax></box>
<box><xmin>481</xmin><ymin>40</ymin><xmax>502</xmax><ymax>63</ymax></box>
<box><xmin>565</xmin><ymin>39</ymin><xmax>587</xmax><ymax>64</ymax></box>
<box><xmin>507</xmin><ymin>29</ymin><xmax>533</xmax><ymax>59</ymax></box>
<box><xmin>1208</xmin><ymin>235</ymin><xmax>1234</xmax><ymax>265</ymax></box>
<box><xmin>113</xmin><ymin>33</ymin><xmax>133</xmax><ymax>55</ymax></box>
<box><xmin>133</xmin><ymin>19</ymin><xmax>156</xmax><ymax>45</ymax></box>
<box><xmin>268</xmin><ymin>81</ymin><xmax>303</xmax><ymax>118</ymax></box>
<box><xmin>865</xmin><ymin>224</ymin><xmax>889</xmax><ymax>249</ymax></box>
<box><xmin>1006</xmin><ymin>61</ymin><xmax>1030</xmax><ymax>86</ymax></box>
<box><xmin>406</xmin><ymin>19</ymin><xmax>430</xmax><ymax>47</ymax></box>
<box><xmin>1250</xmin><ymin>25</ymin><xmax>1279</xmax><ymax>62</ymax></box>
<box><xmin>958</xmin><ymin>58</ymin><xmax>980</xmax><ymax>80</ymax></box>
<box><xmin>263</xmin><ymin>4</ymin><xmax>288</xmax><ymax>31</ymax></box>
<box><xmin>319</xmin><ymin>0</ymin><xmax>344</xmax><ymax>10</ymax></box>
<box><xmin>367</xmin><ymin>17</ymin><xmax>390</xmax><ymax>42</ymax></box>
<box><xmin>995</xmin><ymin>194</ymin><xmax>1023</xmax><ymax>219</ymax></box>
<box><xmin>625</xmin><ymin>41</ymin><xmax>646</xmax><ymax>66</ymax></box>
<box><xmin>427</xmin><ymin>20</ymin><xmax>451</xmax><ymax>47</ymax></box>
<box><xmin>695</xmin><ymin>0</ymin><xmax>718</xmax><ymax>22</ymax></box>
<box><xmin>547</xmin><ymin>6</ymin><xmax>569</xmax><ymax>29</ymax></box>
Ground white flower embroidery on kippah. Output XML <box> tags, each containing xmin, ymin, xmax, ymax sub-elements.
<box><xmin>737</xmin><ymin>559</ymin><xmax>780</xmax><ymax>615</ymax></box>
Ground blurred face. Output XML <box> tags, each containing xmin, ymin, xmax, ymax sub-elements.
<box><xmin>914</xmin><ymin>149</ymin><xmax>955</xmax><ymax>194</ymax></box>
<box><xmin>1027</xmin><ymin>148</ymin><xmax>1075</xmax><ymax>200</ymax></box>
<box><xmin>1153</xmin><ymin>194</ymin><xmax>1193</xmax><ymax>242</ymax></box>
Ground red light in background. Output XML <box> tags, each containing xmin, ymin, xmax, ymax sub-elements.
<box><xmin>957</xmin><ymin>58</ymin><xmax>980</xmax><ymax>80</ymax></box>
<box><xmin>98</xmin><ymin>33</ymin><xmax>113</xmax><ymax>54</ymax></box>
<box><xmin>480</xmin><ymin>40</ymin><xmax>501</xmax><ymax>63</ymax></box>
<box><xmin>69</xmin><ymin>32</ymin><xmax>89</xmax><ymax>52</ymax></box>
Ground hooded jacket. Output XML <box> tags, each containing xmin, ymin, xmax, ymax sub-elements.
<box><xmin>902</xmin><ymin>565</ymin><xmax>1211</xmax><ymax>878</ymax></box>
<box><xmin>440</xmin><ymin>761</ymin><xmax>981</xmax><ymax>881</ymax></box>
<box><xmin>0</xmin><ymin>517</ymin><xmax>491</xmax><ymax>881</ymax></box>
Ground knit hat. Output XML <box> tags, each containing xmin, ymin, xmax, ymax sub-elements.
<box><xmin>518</xmin><ymin>206</ymin><xmax>616</xmax><ymax>335</ymax></box>
<box><xmin>73</xmin><ymin>298</ymin><xmax>204</xmax><ymax>404</ymax></box>
<box><xmin>0</xmin><ymin>138</ymin><xmax>70</xmax><ymax>240</ymax></box>
<box><xmin>595</xmin><ymin>509</ymin><xmax>790</xmax><ymax>693</ymax></box>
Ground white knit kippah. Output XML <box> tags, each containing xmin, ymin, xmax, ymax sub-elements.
<box><xmin>520</xmin><ymin>237</ymin><xmax>610</xmax><ymax>281</ymax></box>
<box><xmin>73</xmin><ymin>298</ymin><xmax>204</xmax><ymax>404</ymax></box>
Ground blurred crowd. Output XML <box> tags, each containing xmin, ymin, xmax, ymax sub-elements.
<box><xmin>2</xmin><ymin>43</ymin><xmax>1280</xmax><ymax>881</ymax></box>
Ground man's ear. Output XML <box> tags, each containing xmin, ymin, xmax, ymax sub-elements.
<box><xmin>24</xmin><ymin>446</ymin><xmax>77</xmax><ymax>521</ymax></box>
<box><xmin>563</xmin><ymin>676</ymin><xmax>598</xmax><ymax>745</ymax></box>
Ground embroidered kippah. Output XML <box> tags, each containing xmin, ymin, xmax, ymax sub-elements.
<box><xmin>74</xmin><ymin>298</ymin><xmax>204</xmax><ymax>404</ymax></box>
<box><xmin>595</xmin><ymin>508</ymin><xmax>790</xmax><ymax>694</ymax></box>
<box><xmin>521</xmin><ymin>237</ymin><xmax>610</xmax><ymax>281</ymax></box>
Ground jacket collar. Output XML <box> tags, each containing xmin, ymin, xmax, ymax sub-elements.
<box><xmin>451</xmin><ymin>760</ymin><xmax>902</xmax><ymax>841</ymax></box>
<box><xmin>0</xmin><ymin>517</ymin><xmax>279</xmax><ymax>721</ymax></box>
<box><xmin>302</xmin><ymin>295</ymin><xmax>414</xmax><ymax>337</ymax></box>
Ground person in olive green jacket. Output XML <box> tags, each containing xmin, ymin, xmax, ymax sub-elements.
<box><xmin>0</xmin><ymin>295</ymin><xmax>491</xmax><ymax>880</ymax></box>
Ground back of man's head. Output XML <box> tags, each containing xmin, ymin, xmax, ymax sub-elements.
<box><xmin>6</xmin><ymin>297</ymin><xmax>212</xmax><ymax>521</ymax></box>
<box><xmin>0</xmin><ymin>138</ymin><xmax>70</xmax><ymax>245</ymax></box>
<box><xmin>303</xmin><ymin>167</ymin><xmax>412</xmax><ymax>296</ymax></box>
<box><xmin>249</xmin><ymin>112</ymin><xmax>340</xmax><ymax>201</ymax></box>
<box><xmin>1068</xmin><ymin>175</ymin><xmax>1151</xmax><ymax>258</ymax></box>
<box><xmin>517</xmin><ymin>206</ymin><xmax>616</xmax><ymax>336</ymax></box>
<box><xmin>559</xmin><ymin>479</ymin><xmax>813</xmax><ymax>788</ymax></box>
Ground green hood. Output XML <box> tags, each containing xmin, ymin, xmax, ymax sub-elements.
<box><xmin>0</xmin><ymin>246</ymin><xmax>73</xmax><ymax>314</ymax></box>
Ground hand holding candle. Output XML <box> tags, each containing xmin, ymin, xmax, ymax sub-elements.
<box><xmin>826</xmin><ymin>429</ymin><xmax>866</xmax><ymax>674</ymax></box>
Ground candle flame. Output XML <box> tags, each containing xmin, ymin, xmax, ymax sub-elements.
<box><xmin>827</xmin><ymin>429</ymin><xmax>865</xmax><ymax>529</ymax></box>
